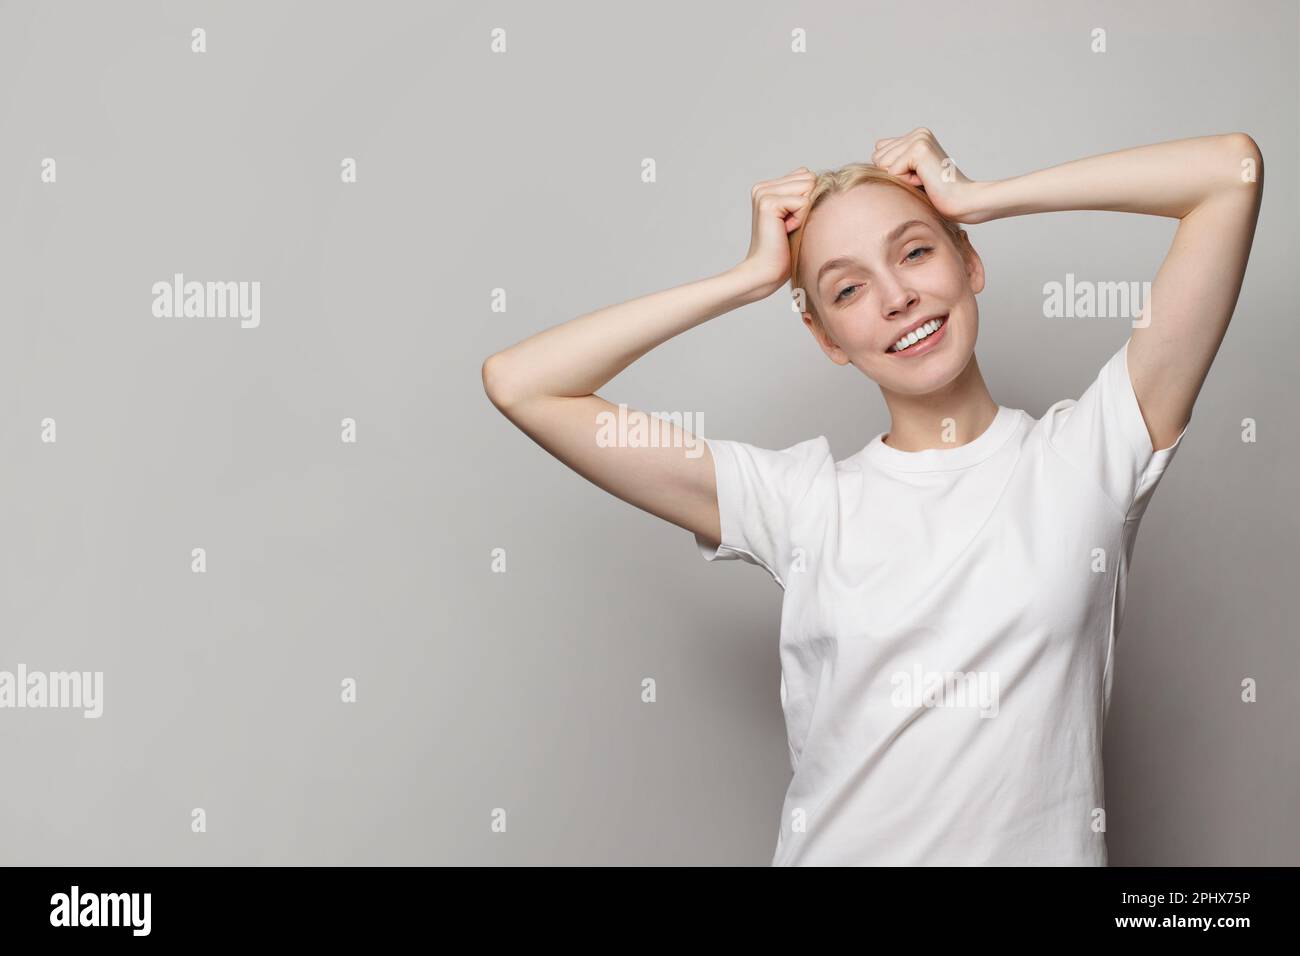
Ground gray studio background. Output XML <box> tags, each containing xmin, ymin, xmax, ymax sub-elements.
<box><xmin>1</xmin><ymin>0</ymin><xmax>1295</xmax><ymax>865</ymax></box>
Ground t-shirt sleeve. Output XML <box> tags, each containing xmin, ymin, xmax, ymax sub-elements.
<box><xmin>1046</xmin><ymin>336</ymin><xmax>1190</xmax><ymax>521</ymax></box>
<box><xmin>693</xmin><ymin>434</ymin><xmax>836</xmax><ymax>589</ymax></box>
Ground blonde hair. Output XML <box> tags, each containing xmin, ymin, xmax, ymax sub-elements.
<box><xmin>788</xmin><ymin>163</ymin><xmax>969</xmax><ymax>333</ymax></box>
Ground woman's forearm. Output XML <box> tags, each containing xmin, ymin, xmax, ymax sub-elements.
<box><xmin>969</xmin><ymin>133</ymin><xmax>1255</xmax><ymax>223</ymax></box>
<box><xmin>482</xmin><ymin>265</ymin><xmax>766</xmax><ymax>408</ymax></box>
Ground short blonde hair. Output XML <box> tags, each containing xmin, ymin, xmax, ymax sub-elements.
<box><xmin>789</xmin><ymin>164</ymin><xmax>969</xmax><ymax>332</ymax></box>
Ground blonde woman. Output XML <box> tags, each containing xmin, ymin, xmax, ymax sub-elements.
<box><xmin>481</xmin><ymin>129</ymin><xmax>1263</xmax><ymax>865</ymax></box>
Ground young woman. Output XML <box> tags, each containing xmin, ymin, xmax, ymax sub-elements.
<box><xmin>481</xmin><ymin>129</ymin><xmax>1263</xmax><ymax>865</ymax></box>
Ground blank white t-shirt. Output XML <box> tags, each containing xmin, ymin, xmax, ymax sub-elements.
<box><xmin>694</xmin><ymin>338</ymin><xmax>1188</xmax><ymax>866</ymax></box>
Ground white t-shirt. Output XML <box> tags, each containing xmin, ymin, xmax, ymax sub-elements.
<box><xmin>694</xmin><ymin>338</ymin><xmax>1188</xmax><ymax>866</ymax></box>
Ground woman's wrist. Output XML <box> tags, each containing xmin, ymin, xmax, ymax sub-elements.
<box><xmin>954</xmin><ymin>180</ymin><xmax>1005</xmax><ymax>225</ymax></box>
<box><xmin>723</xmin><ymin>260</ymin><xmax>783</xmax><ymax>307</ymax></box>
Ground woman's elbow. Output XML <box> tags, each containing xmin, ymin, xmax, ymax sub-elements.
<box><xmin>481</xmin><ymin>352</ymin><xmax>517</xmax><ymax>411</ymax></box>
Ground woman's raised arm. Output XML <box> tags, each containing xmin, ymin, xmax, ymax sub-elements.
<box><xmin>872</xmin><ymin>129</ymin><xmax>1264</xmax><ymax>452</ymax></box>
<box><xmin>481</xmin><ymin>168</ymin><xmax>817</xmax><ymax>548</ymax></box>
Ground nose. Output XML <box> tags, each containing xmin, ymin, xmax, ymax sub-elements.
<box><xmin>882</xmin><ymin>284</ymin><xmax>919</xmax><ymax>320</ymax></box>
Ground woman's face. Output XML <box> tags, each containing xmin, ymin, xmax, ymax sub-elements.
<box><xmin>798</xmin><ymin>184</ymin><xmax>985</xmax><ymax>396</ymax></box>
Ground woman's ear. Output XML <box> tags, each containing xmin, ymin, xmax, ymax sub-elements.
<box><xmin>958</xmin><ymin>232</ymin><xmax>986</xmax><ymax>295</ymax></box>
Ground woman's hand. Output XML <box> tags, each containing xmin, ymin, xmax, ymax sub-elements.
<box><xmin>735</xmin><ymin>167</ymin><xmax>817</xmax><ymax>300</ymax></box>
<box><xmin>871</xmin><ymin>128</ymin><xmax>986</xmax><ymax>224</ymax></box>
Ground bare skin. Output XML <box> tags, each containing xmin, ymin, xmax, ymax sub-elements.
<box><xmin>482</xmin><ymin>129</ymin><xmax>1263</xmax><ymax>551</ymax></box>
<box><xmin>794</xmin><ymin>182</ymin><xmax>999</xmax><ymax>452</ymax></box>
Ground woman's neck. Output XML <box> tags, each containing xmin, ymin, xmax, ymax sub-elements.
<box><xmin>878</xmin><ymin>354</ymin><xmax>1001</xmax><ymax>452</ymax></box>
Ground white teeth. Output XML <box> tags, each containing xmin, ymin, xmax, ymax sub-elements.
<box><xmin>891</xmin><ymin>317</ymin><xmax>945</xmax><ymax>352</ymax></box>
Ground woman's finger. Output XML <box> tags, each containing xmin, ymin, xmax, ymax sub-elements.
<box><xmin>873</xmin><ymin>139</ymin><xmax>911</xmax><ymax>171</ymax></box>
<box><xmin>757</xmin><ymin>189</ymin><xmax>813</xmax><ymax>214</ymax></box>
<box><xmin>873</xmin><ymin>132</ymin><xmax>917</xmax><ymax>161</ymax></box>
<box><xmin>754</xmin><ymin>177</ymin><xmax>815</xmax><ymax>201</ymax></box>
<box><xmin>770</xmin><ymin>170</ymin><xmax>815</xmax><ymax>189</ymax></box>
<box><xmin>756</xmin><ymin>167</ymin><xmax>814</xmax><ymax>189</ymax></box>
<box><xmin>753</xmin><ymin>189</ymin><xmax>813</xmax><ymax>212</ymax></box>
<box><xmin>880</xmin><ymin>144</ymin><xmax>927</xmax><ymax>185</ymax></box>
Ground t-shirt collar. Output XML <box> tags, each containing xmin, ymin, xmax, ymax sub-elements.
<box><xmin>862</xmin><ymin>405</ymin><xmax>1023</xmax><ymax>473</ymax></box>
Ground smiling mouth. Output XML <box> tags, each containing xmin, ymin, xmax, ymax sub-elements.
<box><xmin>887</xmin><ymin>314</ymin><xmax>948</xmax><ymax>353</ymax></box>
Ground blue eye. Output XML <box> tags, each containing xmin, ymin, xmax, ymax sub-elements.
<box><xmin>836</xmin><ymin>247</ymin><xmax>934</xmax><ymax>303</ymax></box>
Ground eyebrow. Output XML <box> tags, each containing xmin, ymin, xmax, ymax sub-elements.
<box><xmin>814</xmin><ymin>219</ymin><xmax>934</xmax><ymax>290</ymax></box>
